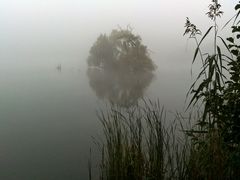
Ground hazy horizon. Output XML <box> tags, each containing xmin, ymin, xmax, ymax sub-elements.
<box><xmin>0</xmin><ymin>0</ymin><xmax>236</xmax><ymax>70</ymax></box>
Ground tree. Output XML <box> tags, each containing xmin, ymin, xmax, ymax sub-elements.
<box><xmin>87</xmin><ymin>28</ymin><xmax>156</xmax><ymax>73</ymax></box>
<box><xmin>87</xmin><ymin>28</ymin><xmax>156</xmax><ymax>107</ymax></box>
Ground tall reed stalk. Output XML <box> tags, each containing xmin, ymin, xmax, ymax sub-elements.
<box><xmin>90</xmin><ymin>101</ymin><xmax>190</xmax><ymax>180</ymax></box>
<box><xmin>183</xmin><ymin>1</ymin><xmax>240</xmax><ymax>179</ymax></box>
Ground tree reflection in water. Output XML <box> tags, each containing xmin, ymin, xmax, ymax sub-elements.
<box><xmin>87</xmin><ymin>28</ymin><xmax>156</xmax><ymax>107</ymax></box>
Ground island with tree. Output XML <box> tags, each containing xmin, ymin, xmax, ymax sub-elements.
<box><xmin>87</xmin><ymin>28</ymin><xmax>156</xmax><ymax>107</ymax></box>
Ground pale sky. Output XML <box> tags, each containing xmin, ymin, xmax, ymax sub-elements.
<box><xmin>0</xmin><ymin>0</ymin><xmax>237</xmax><ymax>70</ymax></box>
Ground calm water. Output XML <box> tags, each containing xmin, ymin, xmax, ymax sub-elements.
<box><xmin>0</xmin><ymin>67</ymin><xmax>98</xmax><ymax>179</ymax></box>
<box><xmin>0</xmin><ymin>0</ymin><xmax>235</xmax><ymax>179</ymax></box>
<box><xmin>0</xmin><ymin>63</ymin><xmax>189</xmax><ymax>179</ymax></box>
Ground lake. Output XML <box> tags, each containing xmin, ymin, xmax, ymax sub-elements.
<box><xmin>0</xmin><ymin>0</ymin><xmax>235</xmax><ymax>179</ymax></box>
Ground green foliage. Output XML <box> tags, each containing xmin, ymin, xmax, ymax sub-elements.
<box><xmin>88</xmin><ymin>34</ymin><xmax>116</xmax><ymax>68</ymax></box>
<box><xmin>87</xmin><ymin>28</ymin><xmax>156</xmax><ymax>107</ymax></box>
<box><xmin>87</xmin><ymin>28</ymin><xmax>156</xmax><ymax>73</ymax></box>
<box><xmin>184</xmin><ymin>0</ymin><xmax>240</xmax><ymax>178</ymax></box>
<box><xmin>184</xmin><ymin>0</ymin><xmax>228</xmax><ymax>129</ymax></box>
<box><xmin>215</xmin><ymin>13</ymin><xmax>240</xmax><ymax>144</ymax></box>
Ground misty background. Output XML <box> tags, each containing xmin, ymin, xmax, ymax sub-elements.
<box><xmin>0</xmin><ymin>0</ymin><xmax>236</xmax><ymax>179</ymax></box>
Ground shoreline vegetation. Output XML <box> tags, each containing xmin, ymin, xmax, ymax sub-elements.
<box><xmin>89</xmin><ymin>1</ymin><xmax>240</xmax><ymax>179</ymax></box>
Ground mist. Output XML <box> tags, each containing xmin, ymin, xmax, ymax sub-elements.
<box><xmin>0</xmin><ymin>0</ymin><xmax>237</xmax><ymax>179</ymax></box>
<box><xmin>0</xmin><ymin>0</ymin><xmax>235</xmax><ymax>69</ymax></box>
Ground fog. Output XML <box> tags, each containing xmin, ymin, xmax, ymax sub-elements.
<box><xmin>0</xmin><ymin>0</ymin><xmax>237</xmax><ymax>179</ymax></box>
<box><xmin>0</xmin><ymin>0</ymin><xmax>235</xmax><ymax>70</ymax></box>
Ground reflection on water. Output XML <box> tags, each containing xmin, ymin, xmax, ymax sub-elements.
<box><xmin>87</xmin><ymin>68</ymin><xmax>154</xmax><ymax>107</ymax></box>
<box><xmin>86</xmin><ymin>28</ymin><xmax>155</xmax><ymax>107</ymax></box>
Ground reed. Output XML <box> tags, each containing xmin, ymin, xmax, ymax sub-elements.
<box><xmin>90</xmin><ymin>101</ymin><xmax>190</xmax><ymax>180</ymax></box>
<box><xmin>89</xmin><ymin>1</ymin><xmax>240</xmax><ymax>179</ymax></box>
<box><xmin>89</xmin><ymin>102</ymin><xmax>240</xmax><ymax>180</ymax></box>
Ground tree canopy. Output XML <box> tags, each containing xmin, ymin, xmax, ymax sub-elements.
<box><xmin>87</xmin><ymin>28</ymin><xmax>156</xmax><ymax>107</ymax></box>
<box><xmin>87</xmin><ymin>28</ymin><xmax>156</xmax><ymax>73</ymax></box>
